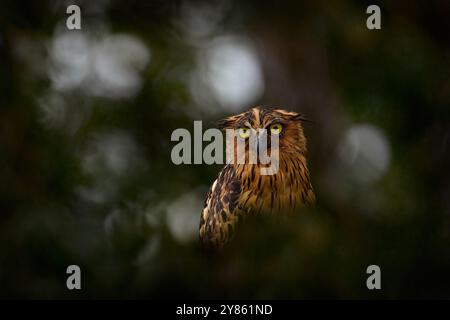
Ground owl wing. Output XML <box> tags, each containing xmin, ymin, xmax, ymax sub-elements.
<box><xmin>199</xmin><ymin>164</ymin><xmax>243</xmax><ymax>248</ymax></box>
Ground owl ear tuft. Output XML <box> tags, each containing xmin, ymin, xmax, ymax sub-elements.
<box><xmin>290</xmin><ymin>113</ymin><xmax>314</xmax><ymax>124</ymax></box>
<box><xmin>217</xmin><ymin>115</ymin><xmax>238</xmax><ymax>129</ymax></box>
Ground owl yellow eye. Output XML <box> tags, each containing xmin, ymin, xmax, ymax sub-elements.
<box><xmin>238</xmin><ymin>127</ymin><xmax>250</xmax><ymax>139</ymax></box>
<box><xmin>270</xmin><ymin>123</ymin><xmax>282</xmax><ymax>135</ymax></box>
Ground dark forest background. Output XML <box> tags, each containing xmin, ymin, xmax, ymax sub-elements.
<box><xmin>1</xmin><ymin>0</ymin><xmax>450</xmax><ymax>298</ymax></box>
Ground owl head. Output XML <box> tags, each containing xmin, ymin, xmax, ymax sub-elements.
<box><xmin>217</xmin><ymin>106</ymin><xmax>310</xmax><ymax>160</ymax></box>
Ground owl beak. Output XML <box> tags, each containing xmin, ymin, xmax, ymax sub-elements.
<box><xmin>257</xmin><ymin>129</ymin><xmax>269</xmax><ymax>159</ymax></box>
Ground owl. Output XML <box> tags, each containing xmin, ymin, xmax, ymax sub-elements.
<box><xmin>199</xmin><ymin>106</ymin><xmax>315</xmax><ymax>249</ymax></box>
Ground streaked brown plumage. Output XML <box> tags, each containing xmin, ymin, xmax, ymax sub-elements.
<box><xmin>199</xmin><ymin>106</ymin><xmax>315</xmax><ymax>248</ymax></box>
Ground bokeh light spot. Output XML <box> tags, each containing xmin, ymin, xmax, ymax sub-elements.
<box><xmin>338</xmin><ymin>124</ymin><xmax>391</xmax><ymax>184</ymax></box>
